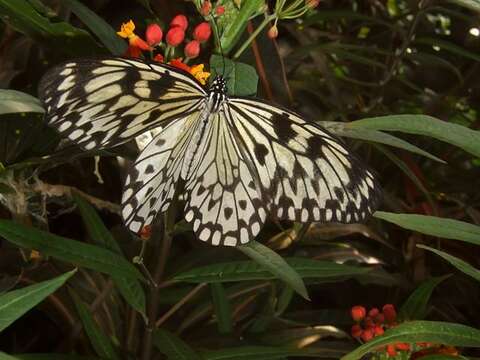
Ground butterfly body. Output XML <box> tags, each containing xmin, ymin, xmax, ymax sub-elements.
<box><xmin>39</xmin><ymin>57</ymin><xmax>381</xmax><ymax>246</ymax></box>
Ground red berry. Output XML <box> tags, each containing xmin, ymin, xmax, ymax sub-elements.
<box><xmin>216</xmin><ymin>5</ymin><xmax>225</xmax><ymax>15</ymax></box>
<box><xmin>383</xmin><ymin>304</ymin><xmax>397</xmax><ymax>323</ymax></box>
<box><xmin>368</xmin><ymin>307</ymin><xmax>379</xmax><ymax>318</ymax></box>
<box><xmin>146</xmin><ymin>23</ymin><xmax>163</xmax><ymax>46</ymax></box>
<box><xmin>193</xmin><ymin>22</ymin><xmax>211</xmax><ymax>42</ymax></box>
<box><xmin>166</xmin><ymin>26</ymin><xmax>185</xmax><ymax>47</ymax></box>
<box><xmin>170</xmin><ymin>14</ymin><xmax>188</xmax><ymax>31</ymax></box>
<box><xmin>364</xmin><ymin>316</ymin><xmax>375</xmax><ymax>328</ymax></box>
<box><xmin>184</xmin><ymin>40</ymin><xmax>200</xmax><ymax>59</ymax></box>
<box><xmin>375</xmin><ymin>313</ymin><xmax>385</xmax><ymax>324</ymax></box>
<box><xmin>351</xmin><ymin>305</ymin><xmax>366</xmax><ymax>322</ymax></box>
<box><xmin>201</xmin><ymin>1</ymin><xmax>212</xmax><ymax>16</ymax></box>
<box><xmin>386</xmin><ymin>344</ymin><xmax>397</xmax><ymax>357</ymax></box>
<box><xmin>374</xmin><ymin>325</ymin><xmax>384</xmax><ymax>336</ymax></box>
<box><xmin>361</xmin><ymin>328</ymin><xmax>374</xmax><ymax>342</ymax></box>
<box><xmin>351</xmin><ymin>324</ymin><xmax>363</xmax><ymax>338</ymax></box>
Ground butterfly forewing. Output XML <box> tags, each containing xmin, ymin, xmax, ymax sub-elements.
<box><xmin>39</xmin><ymin>58</ymin><xmax>206</xmax><ymax>151</ymax></box>
<box><xmin>227</xmin><ymin>98</ymin><xmax>381</xmax><ymax>224</ymax></box>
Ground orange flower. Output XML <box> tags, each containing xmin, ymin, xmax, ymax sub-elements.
<box><xmin>169</xmin><ymin>58</ymin><xmax>191</xmax><ymax>73</ymax></box>
<box><xmin>117</xmin><ymin>20</ymin><xmax>151</xmax><ymax>51</ymax></box>
<box><xmin>190</xmin><ymin>64</ymin><xmax>210</xmax><ymax>85</ymax></box>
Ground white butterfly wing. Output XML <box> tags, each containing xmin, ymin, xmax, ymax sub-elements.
<box><xmin>183</xmin><ymin>111</ymin><xmax>267</xmax><ymax>246</ymax></box>
<box><xmin>122</xmin><ymin>111</ymin><xmax>202</xmax><ymax>233</ymax></box>
<box><xmin>227</xmin><ymin>98</ymin><xmax>381</xmax><ymax>224</ymax></box>
<box><xmin>39</xmin><ymin>58</ymin><xmax>206</xmax><ymax>151</ymax></box>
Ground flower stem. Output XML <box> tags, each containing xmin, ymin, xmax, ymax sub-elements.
<box><xmin>232</xmin><ymin>14</ymin><xmax>276</xmax><ymax>60</ymax></box>
<box><xmin>140</xmin><ymin>194</ymin><xmax>178</xmax><ymax>360</ymax></box>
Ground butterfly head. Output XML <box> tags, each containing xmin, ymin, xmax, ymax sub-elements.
<box><xmin>209</xmin><ymin>76</ymin><xmax>227</xmax><ymax>96</ymax></box>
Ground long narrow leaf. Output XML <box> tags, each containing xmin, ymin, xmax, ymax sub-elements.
<box><xmin>174</xmin><ymin>257</ymin><xmax>368</xmax><ymax>284</ymax></box>
<box><xmin>0</xmin><ymin>220</ymin><xmax>143</xmax><ymax>280</ymax></box>
<box><xmin>63</xmin><ymin>0</ymin><xmax>126</xmax><ymax>55</ymax></box>
<box><xmin>375</xmin><ymin>212</ymin><xmax>480</xmax><ymax>246</ymax></box>
<box><xmin>0</xmin><ymin>270</ymin><xmax>76</xmax><ymax>332</ymax></box>
<box><xmin>71</xmin><ymin>291</ymin><xmax>119</xmax><ymax>360</ymax></box>
<box><xmin>418</xmin><ymin>245</ymin><xmax>480</xmax><ymax>282</ymax></box>
<box><xmin>210</xmin><ymin>283</ymin><xmax>233</xmax><ymax>333</ymax></box>
<box><xmin>0</xmin><ymin>90</ymin><xmax>44</xmax><ymax>115</ymax></box>
<box><xmin>350</xmin><ymin>114</ymin><xmax>480</xmax><ymax>158</ymax></box>
<box><xmin>237</xmin><ymin>242</ymin><xmax>309</xmax><ymax>300</ymax></box>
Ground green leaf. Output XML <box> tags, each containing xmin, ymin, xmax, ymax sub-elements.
<box><xmin>174</xmin><ymin>257</ymin><xmax>368</xmax><ymax>284</ymax></box>
<box><xmin>238</xmin><ymin>242</ymin><xmax>308</xmax><ymax>300</ymax></box>
<box><xmin>418</xmin><ymin>245</ymin><xmax>480</xmax><ymax>282</ymax></box>
<box><xmin>0</xmin><ymin>353</ymin><xmax>17</xmax><ymax>360</ymax></box>
<box><xmin>323</xmin><ymin>121</ymin><xmax>445</xmax><ymax>163</ymax></box>
<box><xmin>0</xmin><ymin>270</ymin><xmax>76</xmax><ymax>333</ymax></box>
<box><xmin>175</xmin><ymin>257</ymin><xmax>368</xmax><ymax>300</ymax></box>
<box><xmin>341</xmin><ymin>321</ymin><xmax>480</xmax><ymax>360</ymax></box>
<box><xmin>447</xmin><ymin>0</ymin><xmax>480</xmax><ymax>11</ymax></box>
<box><xmin>0</xmin><ymin>90</ymin><xmax>44</xmax><ymax>115</ymax></box>
<box><xmin>0</xmin><ymin>220</ymin><xmax>143</xmax><ymax>280</ymax></box>
<box><xmin>210</xmin><ymin>54</ymin><xmax>259</xmax><ymax>96</ymax></box>
<box><xmin>0</xmin><ymin>0</ymin><xmax>105</xmax><ymax>56</ymax></box>
<box><xmin>350</xmin><ymin>114</ymin><xmax>480</xmax><ymax>158</ymax></box>
<box><xmin>63</xmin><ymin>0</ymin><xmax>126</xmax><ymax>55</ymax></box>
<box><xmin>374</xmin><ymin>212</ymin><xmax>480</xmax><ymax>246</ymax></box>
<box><xmin>73</xmin><ymin>193</ymin><xmax>146</xmax><ymax>315</ymax></box>
<box><xmin>152</xmin><ymin>329</ymin><xmax>202</xmax><ymax>360</ymax></box>
<box><xmin>399</xmin><ymin>275</ymin><xmax>450</xmax><ymax>320</ymax></box>
<box><xmin>210</xmin><ymin>283</ymin><xmax>233</xmax><ymax>333</ymax></box>
<box><xmin>71</xmin><ymin>291</ymin><xmax>119</xmax><ymax>360</ymax></box>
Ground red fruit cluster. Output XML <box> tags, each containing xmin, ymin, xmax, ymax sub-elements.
<box><xmin>165</xmin><ymin>15</ymin><xmax>212</xmax><ymax>59</ymax></box>
<box><xmin>350</xmin><ymin>304</ymin><xmax>397</xmax><ymax>345</ymax></box>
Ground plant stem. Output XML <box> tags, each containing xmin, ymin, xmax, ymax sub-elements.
<box><xmin>232</xmin><ymin>14</ymin><xmax>276</xmax><ymax>60</ymax></box>
<box><xmin>140</xmin><ymin>197</ymin><xmax>178</xmax><ymax>360</ymax></box>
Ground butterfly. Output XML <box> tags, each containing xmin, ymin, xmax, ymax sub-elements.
<box><xmin>39</xmin><ymin>57</ymin><xmax>381</xmax><ymax>246</ymax></box>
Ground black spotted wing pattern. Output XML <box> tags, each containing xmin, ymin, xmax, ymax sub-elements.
<box><xmin>39</xmin><ymin>58</ymin><xmax>205</xmax><ymax>151</ymax></box>
<box><xmin>227</xmin><ymin>98</ymin><xmax>381</xmax><ymax>225</ymax></box>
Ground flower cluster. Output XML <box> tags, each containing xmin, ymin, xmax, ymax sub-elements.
<box><xmin>117</xmin><ymin>17</ymin><xmax>212</xmax><ymax>85</ymax></box>
<box><xmin>350</xmin><ymin>304</ymin><xmax>459</xmax><ymax>359</ymax></box>
<box><xmin>268</xmin><ymin>0</ymin><xmax>320</xmax><ymax>39</ymax></box>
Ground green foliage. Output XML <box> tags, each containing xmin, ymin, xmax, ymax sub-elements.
<box><xmin>0</xmin><ymin>270</ymin><xmax>76</xmax><ymax>332</ymax></box>
<box><xmin>341</xmin><ymin>321</ymin><xmax>480</xmax><ymax>360</ymax></box>
<box><xmin>1</xmin><ymin>0</ymin><xmax>480</xmax><ymax>358</ymax></box>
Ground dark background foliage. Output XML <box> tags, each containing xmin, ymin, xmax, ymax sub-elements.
<box><xmin>1</xmin><ymin>0</ymin><xmax>480</xmax><ymax>359</ymax></box>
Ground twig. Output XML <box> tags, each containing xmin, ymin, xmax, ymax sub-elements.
<box><xmin>155</xmin><ymin>283</ymin><xmax>207</xmax><ymax>327</ymax></box>
<box><xmin>141</xmin><ymin>198</ymin><xmax>178</xmax><ymax>360</ymax></box>
<box><xmin>31</xmin><ymin>180</ymin><xmax>121</xmax><ymax>214</ymax></box>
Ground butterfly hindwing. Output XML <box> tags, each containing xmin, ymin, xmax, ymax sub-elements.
<box><xmin>227</xmin><ymin>98</ymin><xmax>381</xmax><ymax>224</ymax></box>
<box><xmin>39</xmin><ymin>58</ymin><xmax>206</xmax><ymax>151</ymax></box>
<box><xmin>183</xmin><ymin>112</ymin><xmax>267</xmax><ymax>246</ymax></box>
